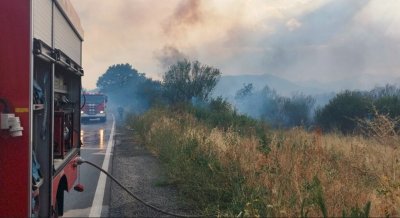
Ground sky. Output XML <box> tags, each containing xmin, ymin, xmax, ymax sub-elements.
<box><xmin>70</xmin><ymin>0</ymin><xmax>400</xmax><ymax>90</ymax></box>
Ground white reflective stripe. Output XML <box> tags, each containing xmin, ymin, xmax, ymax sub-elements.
<box><xmin>89</xmin><ymin>114</ymin><xmax>115</xmax><ymax>217</ymax></box>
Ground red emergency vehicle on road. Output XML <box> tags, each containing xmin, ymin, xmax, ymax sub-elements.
<box><xmin>0</xmin><ymin>0</ymin><xmax>84</xmax><ymax>216</ymax></box>
<box><xmin>81</xmin><ymin>93</ymin><xmax>108</xmax><ymax>123</ymax></box>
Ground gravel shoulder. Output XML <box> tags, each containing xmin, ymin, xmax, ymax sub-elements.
<box><xmin>109</xmin><ymin>126</ymin><xmax>193</xmax><ymax>217</ymax></box>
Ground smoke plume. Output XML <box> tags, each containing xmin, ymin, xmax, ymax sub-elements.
<box><xmin>163</xmin><ymin>0</ymin><xmax>204</xmax><ymax>37</ymax></box>
<box><xmin>155</xmin><ymin>45</ymin><xmax>188</xmax><ymax>70</ymax></box>
<box><xmin>71</xmin><ymin>0</ymin><xmax>400</xmax><ymax>91</ymax></box>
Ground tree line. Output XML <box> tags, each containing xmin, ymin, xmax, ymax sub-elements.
<box><xmin>234</xmin><ymin>83</ymin><xmax>400</xmax><ymax>133</ymax></box>
<box><xmin>315</xmin><ymin>86</ymin><xmax>400</xmax><ymax>134</ymax></box>
<box><xmin>96</xmin><ymin>60</ymin><xmax>222</xmax><ymax>112</ymax></box>
<box><xmin>96</xmin><ymin>61</ymin><xmax>400</xmax><ymax>134</ymax></box>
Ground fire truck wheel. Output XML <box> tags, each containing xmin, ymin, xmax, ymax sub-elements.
<box><xmin>54</xmin><ymin>185</ymin><xmax>64</xmax><ymax>217</ymax></box>
<box><xmin>52</xmin><ymin>200</ymin><xmax>58</xmax><ymax>218</ymax></box>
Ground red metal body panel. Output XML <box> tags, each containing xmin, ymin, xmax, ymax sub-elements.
<box><xmin>1</xmin><ymin>0</ymin><xmax>82</xmax><ymax>216</ymax></box>
<box><xmin>82</xmin><ymin>103</ymin><xmax>106</xmax><ymax>112</ymax></box>
<box><xmin>52</xmin><ymin>153</ymin><xmax>79</xmax><ymax>205</ymax></box>
<box><xmin>0</xmin><ymin>0</ymin><xmax>31</xmax><ymax>217</ymax></box>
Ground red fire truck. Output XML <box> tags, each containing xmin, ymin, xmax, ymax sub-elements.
<box><xmin>0</xmin><ymin>0</ymin><xmax>84</xmax><ymax>216</ymax></box>
<box><xmin>81</xmin><ymin>93</ymin><xmax>108</xmax><ymax>123</ymax></box>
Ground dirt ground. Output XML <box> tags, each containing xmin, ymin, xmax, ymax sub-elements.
<box><xmin>109</xmin><ymin>126</ymin><xmax>194</xmax><ymax>217</ymax></box>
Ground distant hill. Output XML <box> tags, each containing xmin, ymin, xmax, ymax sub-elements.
<box><xmin>212</xmin><ymin>73</ymin><xmax>400</xmax><ymax>110</ymax></box>
<box><xmin>298</xmin><ymin>75</ymin><xmax>400</xmax><ymax>93</ymax></box>
<box><xmin>213</xmin><ymin>73</ymin><xmax>400</xmax><ymax>99</ymax></box>
<box><xmin>213</xmin><ymin>74</ymin><xmax>326</xmax><ymax>99</ymax></box>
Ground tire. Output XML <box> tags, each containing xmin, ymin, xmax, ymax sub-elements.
<box><xmin>52</xmin><ymin>200</ymin><xmax>58</xmax><ymax>218</ymax></box>
<box><xmin>54</xmin><ymin>186</ymin><xmax>64</xmax><ymax>217</ymax></box>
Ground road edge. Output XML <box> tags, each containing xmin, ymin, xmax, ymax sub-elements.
<box><xmin>89</xmin><ymin>114</ymin><xmax>115</xmax><ymax>217</ymax></box>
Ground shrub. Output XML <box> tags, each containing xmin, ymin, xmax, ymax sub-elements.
<box><xmin>235</xmin><ymin>86</ymin><xmax>315</xmax><ymax>128</ymax></box>
<box><xmin>356</xmin><ymin>109</ymin><xmax>400</xmax><ymax>147</ymax></box>
<box><xmin>374</xmin><ymin>96</ymin><xmax>400</xmax><ymax>119</ymax></box>
<box><xmin>315</xmin><ymin>90</ymin><xmax>372</xmax><ymax>133</ymax></box>
<box><xmin>163</xmin><ymin>60</ymin><xmax>221</xmax><ymax>104</ymax></box>
<box><xmin>281</xmin><ymin>93</ymin><xmax>315</xmax><ymax>127</ymax></box>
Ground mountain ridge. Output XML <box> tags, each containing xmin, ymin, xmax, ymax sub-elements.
<box><xmin>213</xmin><ymin>73</ymin><xmax>327</xmax><ymax>98</ymax></box>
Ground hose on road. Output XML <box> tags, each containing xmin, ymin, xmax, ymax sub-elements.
<box><xmin>76</xmin><ymin>157</ymin><xmax>212</xmax><ymax>218</ymax></box>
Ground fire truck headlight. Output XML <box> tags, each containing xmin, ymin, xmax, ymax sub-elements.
<box><xmin>81</xmin><ymin>110</ymin><xmax>84</xmax><ymax>114</ymax></box>
<box><xmin>100</xmin><ymin>110</ymin><xmax>104</xmax><ymax>114</ymax></box>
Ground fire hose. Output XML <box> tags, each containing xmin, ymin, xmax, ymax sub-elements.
<box><xmin>75</xmin><ymin>157</ymin><xmax>213</xmax><ymax>218</ymax></box>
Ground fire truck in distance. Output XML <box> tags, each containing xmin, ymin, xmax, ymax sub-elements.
<box><xmin>81</xmin><ymin>93</ymin><xmax>108</xmax><ymax>123</ymax></box>
<box><xmin>1</xmin><ymin>0</ymin><xmax>84</xmax><ymax>217</ymax></box>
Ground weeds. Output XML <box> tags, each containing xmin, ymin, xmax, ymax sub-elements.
<box><xmin>356</xmin><ymin>108</ymin><xmax>400</xmax><ymax>147</ymax></box>
<box><xmin>301</xmin><ymin>176</ymin><xmax>327</xmax><ymax>218</ymax></box>
<box><xmin>128</xmin><ymin>107</ymin><xmax>400</xmax><ymax>217</ymax></box>
<box><xmin>342</xmin><ymin>201</ymin><xmax>371</xmax><ymax>218</ymax></box>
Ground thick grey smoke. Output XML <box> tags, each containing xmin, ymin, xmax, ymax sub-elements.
<box><xmin>163</xmin><ymin>0</ymin><xmax>203</xmax><ymax>37</ymax></box>
<box><xmin>263</xmin><ymin>0</ymin><xmax>371</xmax><ymax>79</ymax></box>
<box><xmin>155</xmin><ymin>45</ymin><xmax>188</xmax><ymax>70</ymax></box>
<box><xmin>268</xmin><ymin>0</ymin><xmax>399</xmax><ymax>88</ymax></box>
<box><xmin>156</xmin><ymin>0</ymin><xmax>204</xmax><ymax>70</ymax></box>
<box><xmin>209</xmin><ymin>0</ymin><xmax>400</xmax><ymax>91</ymax></box>
<box><xmin>71</xmin><ymin>0</ymin><xmax>400</xmax><ymax>91</ymax></box>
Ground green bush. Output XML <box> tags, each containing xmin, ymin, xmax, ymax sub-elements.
<box><xmin>163</xmin><ymin>60</ymin><xmax>221</xmax><ymax>104</ymax></box>
<box><xmin>374</xmin><ymin>96</ymin><xmax>400</xmax><ymax>118</ymax></box>
<box><xmin>315</xmin><ymin>90</ymin><xmax>372</xmax><ymax>134</ymax></box>
<box><xmin>315</xmin><ymin>85</ymin><xmax>400</xmax><ymax>134</ymax></box>
<box><xmin>282</xmin><ymin>93</ymin><xmax>315</xmax><ymax>127</ymax></box>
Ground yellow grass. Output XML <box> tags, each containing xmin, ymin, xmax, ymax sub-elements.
<box><xmin>133</xmin><ymin>110</ymin><xmax>400</xmax><ymax>216</ymax></box>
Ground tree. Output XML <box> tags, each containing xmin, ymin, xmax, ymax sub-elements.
<box><xmin>370</xmin><ymin>84</ymin><xmax>400</xmax><ymax>118</ymax></box>
<box><xmin>369</xmin><ymin>84</ymin><xmax>400</xmax><ymax>99</ymax></box>
<box><xmin>96</xmin><ymin>63</ymin><xmax>163</xmax><ymax>113</ymax></box>
<box><xmin>96</xmin><ymin>63</ymin><xmax>144</xmax><ymax>92</ymax></box>
<box><xmin>235</xmin><ymin>83</ymin><xmax>254</xmax><ymax>100</ymax></box>
<box><xmin>315</xmin><ymin>90</ymin><xmax>372</xmax><ymax>133</ymax></box>
<box><xmin>163</xmin><ymin>59</ymin><xmax>221</xmax><ymax>104</ymax></box>
<box><xmin>374</xmin><ymin>96</ymin><xmax>400</xmax><ymax>118</ymax></box>
<box><xmin>259</xmin><ymin>86</ymin><xmax>285</xmax><ymax>127</ymax></box>
<box><xmin>282</xmin><ymin>93</ymin><xmax>315</xmax><ymax>127</ymax></box>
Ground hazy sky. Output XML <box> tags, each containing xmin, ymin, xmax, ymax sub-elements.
<box><xmin>70</xmin><ymin>0</ymin><xmax>400</xmax><ymax>90</ymax></box>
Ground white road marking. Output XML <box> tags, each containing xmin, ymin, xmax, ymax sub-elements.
<box><xmin>89</xmin><ymin>115</ymin><xmax>115</xmax><ymax>217</ymax></box>
<box><xmin>63</xmin><ymin>207</ymin><xmax>91</xmax><ymax>217</ymax></box>
<box><xmin>81</xmin><ymin>147</ymin><xmax>105</xmax><ymax>150</ymax></box>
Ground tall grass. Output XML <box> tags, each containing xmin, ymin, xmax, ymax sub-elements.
<box><xmin>129</xmin><ymin>107</ymin><xmax>400</xmax><ymax>217</ymax></box>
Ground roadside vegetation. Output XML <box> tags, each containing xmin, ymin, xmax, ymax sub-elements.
<box><xmin>129</xmin><ymin>105</ymin><xmax>399</xmax><ymax>217</ymax></box>
<box><xmin>98</xmin><ymin>60</ymin><xmax>400</xmax><ymax>217</ymax></box>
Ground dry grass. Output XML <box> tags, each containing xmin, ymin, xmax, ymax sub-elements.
<box><xmin>262</xmin><ymin>129</ymin><xmax>399</xmax><ymax>217</ymax></box>
<box><xmin>356</xmin><ymin>108</ymin><xmax>400</xmax><ymax>147</ymax></box>
<box><xmin>131</xmin><ymin>109</ymin><xmax>400</xmax><ymax>217</ymax></box>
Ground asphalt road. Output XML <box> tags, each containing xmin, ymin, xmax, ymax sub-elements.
<box><xmin>63</xmin><ymin>117</ymin><xmax>114</xmax><ymax>217</ymax></box>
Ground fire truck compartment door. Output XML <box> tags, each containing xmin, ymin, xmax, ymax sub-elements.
<box><xmin>33</xmin><ymin>0</ymin><xmax>52</xmax><ymax>45</ymax></box>
<box><xmin>54</xmin><ymin>6</ymin><xmax>82</xmax><ymax>65</ymax></box>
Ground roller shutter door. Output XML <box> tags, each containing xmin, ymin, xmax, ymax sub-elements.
<box><xmin>33</xmin><ymin>0</ymin><xmax>52</xmax><ymax>45</ymax></box>
<box><xmin>54</xmin><ymin>7</ymin><xmax>82</xmax><ymax>65</ymax></box>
